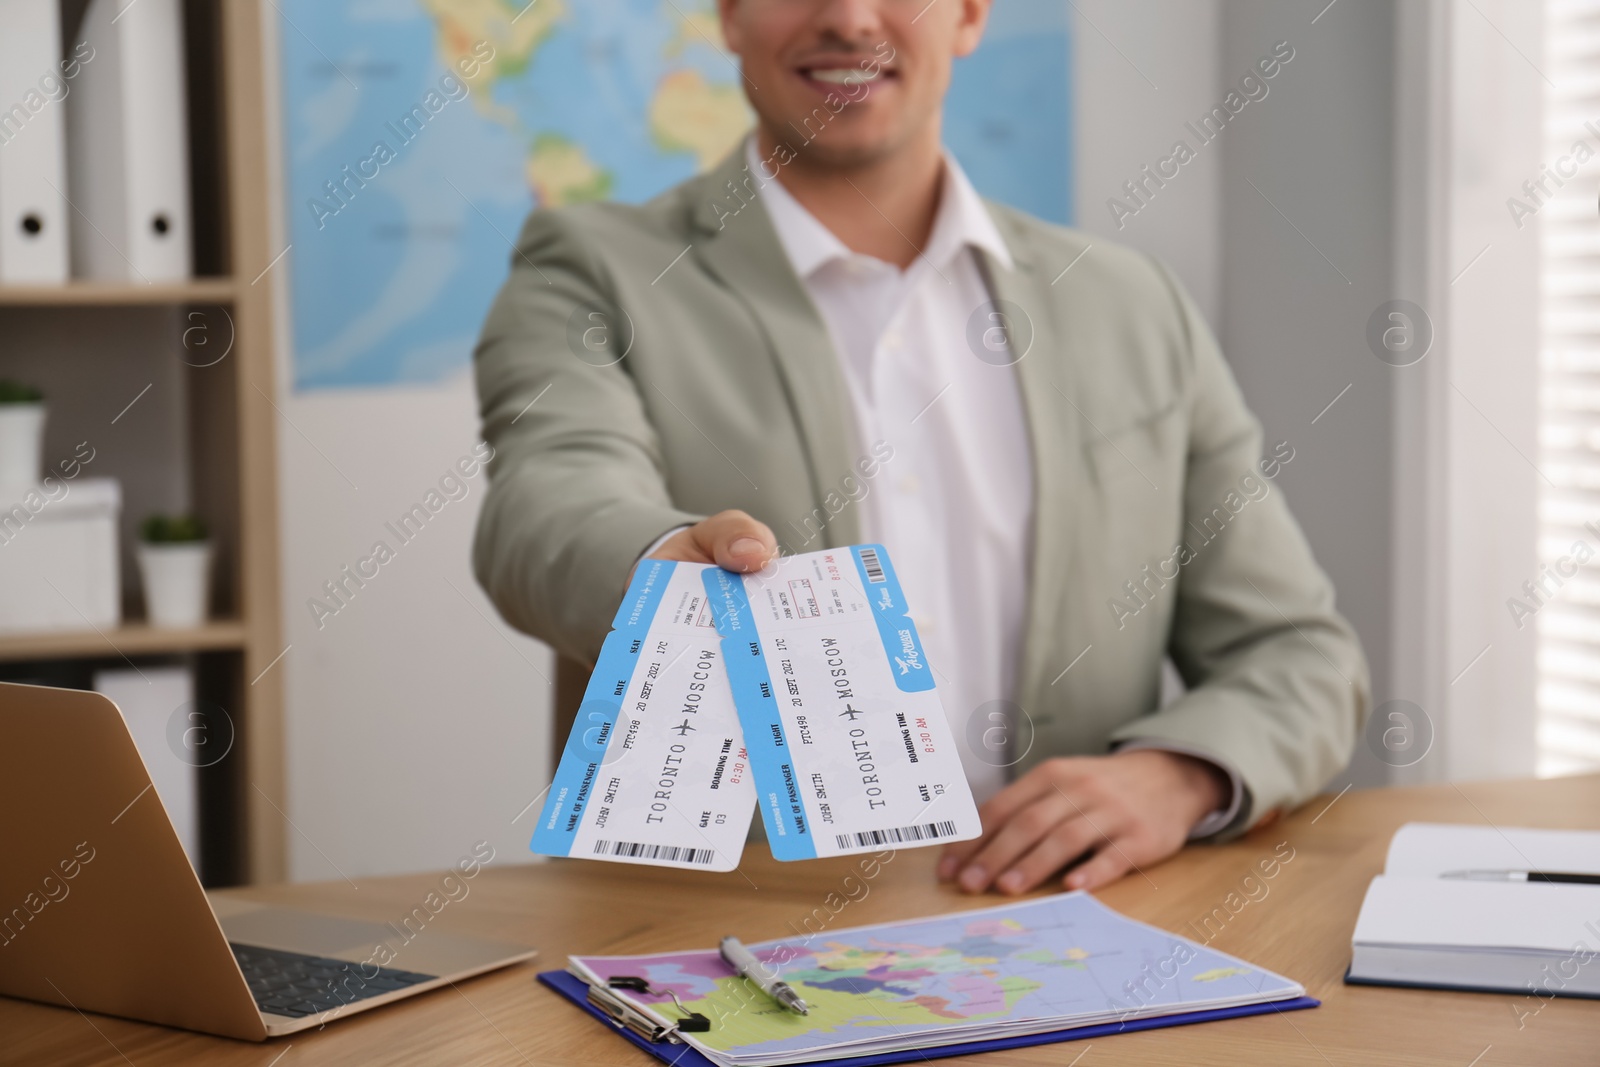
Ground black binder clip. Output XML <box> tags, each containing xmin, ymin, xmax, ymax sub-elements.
<box><xmin>586</xmin><ymin>975</ymin><xmax>711</xmax><ymax>1041</ymax></box>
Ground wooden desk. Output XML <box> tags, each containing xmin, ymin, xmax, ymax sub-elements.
<box><xmin>6</xmin><ymin>774</ymin><xmax>1597</xmax><ymax>1066</ymax></box>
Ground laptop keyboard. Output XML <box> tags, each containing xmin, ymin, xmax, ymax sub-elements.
<box><xmin>231</xmin><ymin>942</ymin><xmax>437</xmax><ymax>1018</ymax></box>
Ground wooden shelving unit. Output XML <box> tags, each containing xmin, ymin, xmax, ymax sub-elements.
<box><xmin>0</xmin><ymin>0</ymin><xmax>285</xmax><ymax>886</ymax></box>
<box><xmin>0</xmin><ymin>620</ymin><xmax>250</xmax><ymax>663</ymax></box>
<box><xmin>0</xmin><ymin>278</ymin><xmax>238</xmax><ymax>306</ymax></box>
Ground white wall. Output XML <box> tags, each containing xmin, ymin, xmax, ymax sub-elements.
<box><xmin>1070</xmin><ymin>0</ymin><xmax>1221</xmax><ymax>711</ymax></box>
<box><xmin>272</xmin><ymin>377</ymin><xmax>555</xmax><ymax>882</ymax></box>
<box><xmin>1389</xmin><ymin>0</ymin><xmax>1540</xmax><ymax>783</ymax></box>
<box><xmin>1217</xmin><ymin>0</ymin><xmax>1399</xmax><ymax>788</ymax></box>
<box><xmin>1072</xmin><ymin>0</ymin><xmax>1223</xmax><ymax>324</ymax></box>
<box><xmin>262</xmin><ymin>10</ymin><xmax>553</xmax><ymax>882</ymax></box>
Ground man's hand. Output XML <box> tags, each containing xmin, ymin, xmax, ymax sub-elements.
<box><xmin>936</xmin><ymin>750</ymin><xmax>1230</xmax><ymax>895</ymax></box>
<box><xmin>647</xmin><ymin>509</ymin><xmax>778</xmax><ymax>573</ymax></box>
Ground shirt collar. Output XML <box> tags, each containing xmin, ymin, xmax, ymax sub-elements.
<box><xmin>746</xmin><ymin>136</ymin><xmax>1013</xmax><ymax>279</ymax></box>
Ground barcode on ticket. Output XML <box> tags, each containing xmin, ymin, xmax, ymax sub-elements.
<box><xmin>835</xmin><ymin>820</ymin><xmax>958</xmax><ymax>850</ymax></box>
<box><xmin>593</xmin><ymin>839</ymin><xmax>718</xmax><ymax>865</ymax></box>
<box><xmin>858</xmin><ymin>546</ymin><xmax>887</xmax><ymax>583</ymax></box>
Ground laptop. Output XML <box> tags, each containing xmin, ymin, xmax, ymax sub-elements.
<box><xmin>0</xmin><ymin>681</ymin><xmax>536</xmax><ymax>1040</ymax></box>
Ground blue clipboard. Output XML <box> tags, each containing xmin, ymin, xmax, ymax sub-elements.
<box><xmin>538</xmin><ymin>969</ymin><xmax>1320</xmax><ymax>1066</ymax></box>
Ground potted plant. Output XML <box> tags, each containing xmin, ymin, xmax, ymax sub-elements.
<box><xmin>137</xmin><ymin>514</ymin><xmax>213</xmax><ymax>628</ymax></box>
<box><xmin>0</xmin><ymin>380</ymin><xmax>46</xmax><ymax>487</ymax></box>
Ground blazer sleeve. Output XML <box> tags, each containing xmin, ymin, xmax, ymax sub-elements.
<box><xmin>1106</xmin><ymin>258</ymin><xmax>1372</xmax><ymax>837</ymax></box>
<box><xmin>471</xmin><ymin>209</ymin><xmax>702</xmax><ymax>665</ymax></box>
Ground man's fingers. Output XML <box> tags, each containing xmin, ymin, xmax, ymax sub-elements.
<box><xmin>644</xmin><ymin>528</ymin><xmax>713</xmax><ymax>564</ymax></box>
<box><xmin>954</xmin><ymin>793</ymin><xmax>1071</xmax><ymax>894</ymax></box>
<box><xmin>694</xmin><ymin>510</ymin><xmax>777</xmax><ymax>572</ymax></box>
<box><xmin>993</xmin><ymin>816</ymin><xmax>1103</xmax><ymax>895</ymax></box>
<box><xmin>1063</xmin><ymin>841</ymin><xmax>1136</xmax><ymax>892</ymax></box>
<box><xmin>938</xmin><ymin>824</ymin><xmax>994</xmax><ymax>879</ymax></box>
<box><xmin>938</xmin><ymin>752</ymin><xmax>1208</xmax><ymax>894</ymax></box>
<box><xmin>938</xmin><ymin>761</ymin><xmax>1079</xmax><ymax>880</ymax></box>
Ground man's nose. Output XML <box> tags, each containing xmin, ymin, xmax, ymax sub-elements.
<box><xmin>810</xmin><ymin>0</ymin><xmax>889</xmax><ymax>45</ymax></box>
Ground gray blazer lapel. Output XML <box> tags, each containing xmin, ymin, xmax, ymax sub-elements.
<box><xmin>976</xmin><ymin>211</ymin><xmax>1087</xmax><ymax>738</ymax></box>
<box><xmin>685</xmin><ymin>153</ymin><xmax>864</xmax><ymax>548</ymax></box>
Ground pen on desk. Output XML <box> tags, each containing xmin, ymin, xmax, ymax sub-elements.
<box><xmin>1440</xmin><ymin>869</ymin><xmax>1600</xmax><ymax>885</ymax></box>
<box><xmin>719</xmin><ymin>936</ymin><xmax>809</xmax><ymax>1015</ymax></box>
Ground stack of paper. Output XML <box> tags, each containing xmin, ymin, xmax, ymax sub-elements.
<box><xmin>570</xmin><ymin>893</ymin><xmax>1307</xmax><ymax>1067</ymax></box>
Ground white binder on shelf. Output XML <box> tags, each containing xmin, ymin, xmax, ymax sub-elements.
<box><xmin>0</xmin><ymin>0</ymin><xmax>70</xmax><ymax>283</ymax></box>
<box><xmin>93</xmin><ymin>667</ymin><xmax>201</xmax><ymax>869</ymax></box>
<box><xmin>66</xmin><ymin>0</ymin><xmax>192</xmax><ymax>282</ymax></box>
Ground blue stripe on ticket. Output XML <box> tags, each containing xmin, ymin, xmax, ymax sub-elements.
<box><xmin>530</xmin><ymin>559</ymin><xmax>675</xmax><ymax>857</ymax></box>
<box><xmin>703</xmin><ymin>566</ymin><xmax>816</xmax><ymax>860</ymax></box>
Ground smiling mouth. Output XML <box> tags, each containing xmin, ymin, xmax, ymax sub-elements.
<box><xmin>796</xmin><ymin>65</ymin><xmax>895</xmax><ymax>92</ymax></box>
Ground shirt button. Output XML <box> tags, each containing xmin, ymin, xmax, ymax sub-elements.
<box><xmin>882</xmin><ymin>331</ymin><xmax>903</xmax><ymax>351</ymax></box>
<box><xmin>899</xmin><ymin>475</ymin><xmax>920</xmax><ymax>495</ymax></box>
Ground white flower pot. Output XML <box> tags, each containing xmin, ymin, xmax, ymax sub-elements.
<box><xmin>137</xmin><ymin>541</ymin><xmax>213</xmax><ymax>628</ymax></box>
<box><xmin>0</xmin><ymin>402</ymin><xmax>46</xmax><ymax>487</ymax></box>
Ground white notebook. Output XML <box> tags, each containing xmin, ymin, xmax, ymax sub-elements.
<box><xmin>1348</xmin><ymin>823</ymin><xmax>1600</xmax><ymax>997</ymax></box>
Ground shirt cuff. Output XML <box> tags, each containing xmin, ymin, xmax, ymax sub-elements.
<box><xmin>629</xmin><ymin>524</ymin><xmax>692</xmax><ymax>582</ymax></box>
<box><xmin>1113</xmin><ymin>739</ymin><xmax>1245</xmax><ymax>840</ymax></box>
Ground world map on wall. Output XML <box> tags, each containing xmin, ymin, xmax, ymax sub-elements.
<box><xmin>277</xmin><ymin>0</ymin><xmax>1073</xmax><ymax>391</ymax></box>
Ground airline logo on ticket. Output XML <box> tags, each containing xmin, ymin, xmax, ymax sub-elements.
<box><xmin>532</xmin><ymin>559</ymin><xmax>755</xmax><ymax>871</ymax></box>
<box><xmin>702</xmin><ymin>545</ymin><xmax>981</xmax><ymax>861</ymax></box>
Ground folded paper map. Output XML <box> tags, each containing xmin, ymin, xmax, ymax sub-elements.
<box><xmin>569</xmin><ymin>892</ymin><xmax>1306</xmax><ymax>1067</ymax></box>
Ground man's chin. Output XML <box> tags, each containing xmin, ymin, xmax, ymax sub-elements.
<box><xmin>773</xmin><ymin>127</ymin><xmax>913</xmax><ymax>173</ymax></box>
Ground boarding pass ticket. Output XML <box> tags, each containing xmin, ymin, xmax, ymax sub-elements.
<box><xmin>703</xmin><ymin>545</ymin><xmax>981</xmax><ymax>861</ymax></box>
<box><xmin>531</xmin><ymin>559</ymin><xmax>756</xmax><ymax>871</ymax></box>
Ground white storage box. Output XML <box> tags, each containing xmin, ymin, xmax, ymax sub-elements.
<box><xmin>0</xmin><ymin>477</ymin><xmax>121</xmax><ymax>632</ymax></box>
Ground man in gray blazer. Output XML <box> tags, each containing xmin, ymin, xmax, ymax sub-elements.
<box><xmin>472</xmin><ymin>0</ymin><xmax>1369</xmax><ymax>895</ymax></box>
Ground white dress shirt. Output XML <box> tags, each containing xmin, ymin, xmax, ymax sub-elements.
<box><xmin>748</xmin><ymin>139</ymin><xmax>1033</xmax><ymax>804</ymax></box>
<box><xmin>646</xmin><ymin>139</ymin><xmax>1242</xmax><ymax>834</ymax></box>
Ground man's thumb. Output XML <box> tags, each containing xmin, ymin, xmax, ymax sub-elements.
<box><xmin>708</xmin><ymin>513</ymin><xmax>776</xmax><ymax>572</ymax></box>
